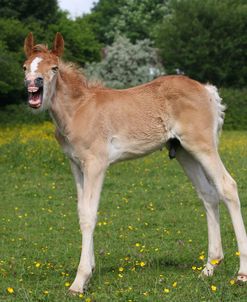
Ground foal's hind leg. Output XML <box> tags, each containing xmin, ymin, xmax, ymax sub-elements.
<box><xmin>182</xmin><ymin>141</ymin><xmax>247</xmax><ymax>282</ymax></box>
<box><xmin>176</xmin><ymin>148</ymin><xmax>224</xmax><ymax>277</ymax></box>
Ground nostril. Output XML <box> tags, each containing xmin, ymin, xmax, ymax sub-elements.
<box><xmin>24</xmin><ymin>79</ymin><xmax>31</xmax><ymax>87</ymax></box>
<box><xmin>34</xmin><ymin>77</ymin><xmax>44</xmax><ymax>87</ymax></box>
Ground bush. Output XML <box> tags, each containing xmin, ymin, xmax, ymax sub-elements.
<box><xmin>0</xmin><ymin>18</ymin><xmax>28</xmax><ymax>105</ymax></box>
<box><xmin>220</xmin><ymin>88</ymin><xmax>247</xmax><ymax>130</ymax></box>
<box><xmin>85</xmin><ymin>35</ymin><xmax>164</xmax><ymax>88</ymax></box>
<box><xmin>0</xmin><ymin>103</ymin><xmax>49</xmax><ymax>125</ymax></box>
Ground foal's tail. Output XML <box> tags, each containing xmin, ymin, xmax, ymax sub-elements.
<box><xmin>204</xmin><ymin>84</ymin><xmax>226</xmax><ymax>144</ymax></box>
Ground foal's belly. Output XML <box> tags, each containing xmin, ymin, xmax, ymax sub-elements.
<box><xmin>107</xmin><ymin>135</ymin><xmax>167</xmax><ymax>164</ymax></box>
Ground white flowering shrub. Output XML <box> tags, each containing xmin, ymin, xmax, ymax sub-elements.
<box><xmin>85</xmin><ymin>35</ymin><xmax>164</xmax><ymax>88</ymax></box>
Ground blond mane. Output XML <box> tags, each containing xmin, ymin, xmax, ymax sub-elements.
<box><xmin>59</xmin><ymin>61</ymin><xmax>103</xmax><ymax>89</ymax></box>
<box><xmin>32</xmin><ymin>44</ymin><xmax>49</xmax><ymax>53</ymax></box>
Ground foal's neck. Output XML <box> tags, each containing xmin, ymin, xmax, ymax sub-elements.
<box><xmin>50</xmin><ymin>65</ymin><xmax>87</xmax><ymax>137</ymax></box>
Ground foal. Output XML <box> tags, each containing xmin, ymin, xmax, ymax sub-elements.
<box><xmin>23</xmin><ymin>33</ymin><xmax>247</xmax><ymax>293</ymax></box>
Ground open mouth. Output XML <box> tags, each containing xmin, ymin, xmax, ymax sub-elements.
<box><xmin>28</xmin><ymin>87</ymin><xmax>43</xmax><ymax>109</ymax></box>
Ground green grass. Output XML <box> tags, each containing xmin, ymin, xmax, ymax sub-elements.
<box><xmin>0</xmin><ymin>116</ymin><xmax>247</xmax><ymax>301</ymax></box>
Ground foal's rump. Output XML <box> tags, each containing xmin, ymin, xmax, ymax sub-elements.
<box><xmin>161</xmin><ymin>76</ymin><xmax>225</xmax><ymax>154</ymax></box>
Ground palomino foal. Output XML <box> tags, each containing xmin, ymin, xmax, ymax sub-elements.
<box><xmin>23</xmin><ymin>33</ymin><xmax>247</xmax><ymax>293</ymax></box>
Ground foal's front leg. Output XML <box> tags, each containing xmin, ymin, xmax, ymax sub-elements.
<box><xmin>69</xmin><ymin>159</ymin><xmax>106</xmax><ymax>294</ymax></box>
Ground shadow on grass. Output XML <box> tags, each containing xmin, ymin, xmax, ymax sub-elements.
<box><xmin>149</xmin><ymin>256</ymin><xmax>192</xmax><ymax>270</ymax></box>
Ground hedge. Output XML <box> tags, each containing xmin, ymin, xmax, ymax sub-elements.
<box><xmin>220</xmin><ymin>88</ymin><xmax>247</xmax><ymax>130</ymax></box>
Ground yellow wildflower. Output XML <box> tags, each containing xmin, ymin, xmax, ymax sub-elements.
<box><xmin>35</xmin><ymin>262</ymin><xmax>41</xmax><ymax>268</ymax></box>
<box><xmin>235</xmin><ymin>251</ymin><xmax>240</xmax><ymax>256</ymax></box>
<box><xmin>210</xmin><ymin>259</ymin><xmax>219</xmax><ymax>265</ymax></box>
<box><xmin>140</xmin><ymin>261</ymin><xmax>146</xmax><ymax>267</ymax></box>
<box><xmin>119</xmin><ymin>267</ymin><xmax>124</xmax><ymax>272</ymax></box>
<box><xmin>7</xmin><ymin>287</ymin><xmax>14</xmax><ymax>294</ymax></box>
<box><xmin>172</xmin><ymin>282</ymin><xmax>177</xmax><ymax>288</ymax></box>
<box><xmin>164</xmin><ymin>288</ymin><xmax>170</xmax><ymax>293</ymax></box>
<box><xmin>192</xmin><ymin>266</ymin><xmax>197</xmax><ymax>270</ymax></box>
<box><xmin>211</xmin><ymin>285</ymin><xmax>217</xmax><ymax>292</ymax></box>
<box><xmin>43</xmin><ymin>290</ymin><xmax>49</xmax><ymax>295</ymax></box>
<box><xmin>64</xmin><ymin>282</ymin><xmax>70</xmax><ymax>287</ymax></box>
<box><xmin>229</xmin><ymin>279</ymin><xmax>235</xmax><ymax>285</ymax></box>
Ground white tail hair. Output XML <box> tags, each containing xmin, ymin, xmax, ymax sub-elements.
<box><xmin>205</xmin><ymin>84</ymin><xmax>226</xmax><ymax>142</ymax></box>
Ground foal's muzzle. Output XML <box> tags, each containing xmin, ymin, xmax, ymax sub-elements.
<box><xmin>34</xmin><ymin>77</ymin><xmax>44</xmax><ymax>87</ymax></box>
<box><xmin>24</xmin><ymin>76</ymin><xmax>44</xmax><ymax>88</ymax></box>
<box><xmin>25</xmin><ymin>76</ymin><xmax>44</xmax><ymax>109</ymax></box>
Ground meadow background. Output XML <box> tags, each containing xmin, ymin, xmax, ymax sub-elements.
<box><xmin>0</xmin><ymin>0</ymin><xmax>247</xmax><ymax>301</ymax></box>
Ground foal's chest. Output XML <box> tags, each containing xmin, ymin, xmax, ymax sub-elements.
<box><xmin>55</xmin><ymin>129</ymin><xmax>81</xmax><ymax>166</ymax></box>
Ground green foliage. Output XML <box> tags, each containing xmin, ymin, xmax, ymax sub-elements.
<box><xmin>0</xmin><ymin>104</ymin><xmax>49</xmax><ymax>125</ymax></box>
<box><xmin>88</xmin><ymin>0</ymin><xmax>122</xmax><ymax>44</ymax></box>
<box><xmin>155</xmin><ymin>0</ymin><xmax>247</xmax><ymax>87</ymax></box>
<box><xmin>0</xmin><ymin>19</ymin><xmax>28</xmax><ymax>104</ymax></box>
<box><xmin>221</xmin><ymin>88</ymin><xmax>247</xmax><ymax>130</ymax></box>
<box><xmin>47</xmin><ymin>13</ymin><xmax>101</xmax><ymax>65</ymax></box>
<box><xmin>86</xmin><ymin>35</ymin><xmax>164</xmax><ymax>88</ymax></box>
<box><xmin>89</xmin><ymin>0</ymin><xmax>167</xmax><ymax>44</ymax></box>
<box><xmin>0</xmin><ymin>0</ymin><xmax>59</xmax><ymax>27</ymax></box>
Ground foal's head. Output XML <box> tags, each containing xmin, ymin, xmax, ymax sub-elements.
<box><xmin>23</xmin><ymin>32</ymin><xmax>64</xmax><ymax>111</ymax></box>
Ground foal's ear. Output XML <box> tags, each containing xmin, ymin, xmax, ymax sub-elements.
<box><xmin>52</xmin><ymin>32</ymin><xmax>64</xmax><ymax>57</ymax></box>
<box><xmin>24</xmin><ymin>32</ymin><xmax>34</xmax><ymax>58</ymax></box>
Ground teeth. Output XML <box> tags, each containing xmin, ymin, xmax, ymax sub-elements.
<box><xmin>28</xmin><ymin>86</ymin><xmax>39</xmax><ymax>93</ymax></box>
<box><xmin>28</xmin><ymin>87</ymin><xmax>43</xmax><ymax>108</ymax></box>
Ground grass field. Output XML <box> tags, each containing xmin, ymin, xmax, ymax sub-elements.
<box><xmin>0</xmin><ymin>112</ymin><xmax>247</xmax><ymax>301</ymax></box>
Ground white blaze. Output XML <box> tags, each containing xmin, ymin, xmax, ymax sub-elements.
<box><xmin>30</xmin><ymin>57</ymin><xmax>43</xmax><ymax>74</ymax></box>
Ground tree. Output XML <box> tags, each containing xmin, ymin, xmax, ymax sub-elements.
<box><xmin>85</xmin><ymin>35</ymin><xmax>164</xmax><ymax>88</ymax></box>
<box><xmin>0</xmin><ymin>0</ymin><xmax>59</xmax><ymax>27</ymax></box>
<box><xmin>155</xmin><ymin>0</ymin><xmax>247</xmax><ymax>87</ymax></box>
<box><xmin>47</xmin><ymin>13</ymin><xmax>102</xmax><ymax>65</ymax></box>
<box><xmin>88</xmin><ymin>0</ymin><xmax>167</xmax><ymax>44</ymax></box>
<box><xmin>105</xmin><ymin>0</ymin><xmax>168</xmax><ymax>43</ymax></box>
<box><xmin>0</xmin><ymin>19</ymin><xmax>29</xmax><ymax>104</ymax></box>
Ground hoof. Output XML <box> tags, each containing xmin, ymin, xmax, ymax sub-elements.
<box><xmin>199</xmin><ymin>259</ymin><xmax>223</xmax><ymax>278</ymax></box>
<box><xmin>236</xmin><ymin>274</ymin><xmax>247</xmax><ymax>284</ymax></box>
<box><xmin>68</xmin><ymin>284</ymin><xmax>84</xmax><ymax>294</ymax></box>
<box><xmin>200</xmin><ymin>267</ymin><xmax>214</xmax><ymax>278</ymax></box>
<box><xmin>68</xmin><ymin>289</ymin><xmax>79</xmax><ymax>296</ymax></box>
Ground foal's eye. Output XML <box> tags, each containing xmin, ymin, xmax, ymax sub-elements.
<box><xmin>51</xmin><ymin>66</ymin><xmax>59</xmax><ymax>73</ymax></box>
<box><xmin>23</xmin><ymin>65</ymin><xmax>27</xmax><ymax>72</ymax></box>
